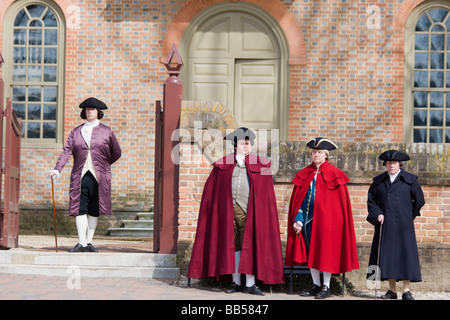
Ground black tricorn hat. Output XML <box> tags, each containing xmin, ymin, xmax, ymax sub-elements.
<box><xmin>79</xmin><ymin>97</ymin><xmax>108</xmax><ymax>110</ymax></box>
<box><xmin>378</xmin><ymin>150</ymin><xmax>410</xmax><ymax>162</ymax></box>
<box><xmin>224</xmin><ymin>127</ymin><xmax>256</xmax><ymax>145</ymax></box>
<box><xmin>306</xmin><ymin>137</ymin><xmax>338</xmax><ymax>150</ymax></box>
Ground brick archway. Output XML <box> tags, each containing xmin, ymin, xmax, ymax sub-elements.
<box><xmin>162</xmin><ymin>0</ymin><xmax>306</xmax><ymax>65</ymax></box>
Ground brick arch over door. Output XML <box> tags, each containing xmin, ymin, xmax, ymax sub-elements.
<box><xmin>162</xmin><ymin>0</ymin><xmax>306</xmax><ymax>65</ymax></box>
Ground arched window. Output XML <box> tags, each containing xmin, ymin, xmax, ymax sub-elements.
<box><xmin>3</xmin><ymin>1</ymin><xmax>65</xmax><ymax>148</ymax></box>
<box><xmin>404</xmin><ymin>2</ymin><xmax>450</xmax><ymax>143</ymax></box>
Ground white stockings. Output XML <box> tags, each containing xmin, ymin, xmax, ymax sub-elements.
<box><xmin>75</xmin><ymin>215</ymin><xmax>98</xmax><ymax>246</ymax></box>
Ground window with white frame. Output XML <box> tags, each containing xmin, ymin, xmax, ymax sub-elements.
<box><xmin>407</xmin><ymin>4</ymin><xmax>450</xmax><ymax>143</ymax></box>
<box><xmin>5</xmin><ymin>2</ymin><xmax>65</xmax><ymax>147</ymax></box>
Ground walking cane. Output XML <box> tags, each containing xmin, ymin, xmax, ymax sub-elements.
<box><xmin>375</xmin><ymin>222</ymin><xmax>382</xmax><ymax>300</ymax></box>
<box><xmin>51</xmin><ymin>176</ymin><xmax>58</xmax><ymax>252</ymax></box>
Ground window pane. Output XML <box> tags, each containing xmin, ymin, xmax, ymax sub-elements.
<box><xmin>28</xmin><ymin>66</ymin><xmax>42</xmax><ymax>82</ymax></box>
<box><xmin>43</xmin><ymin>87</ymin><xmax>57</xmax><ymax>102</ymax></box>
<box><xmin>414</xmin><ymin>129</ymin><xmax>427</xmax><ymax>142</ymax></box>
<box><xmin>44</xmin><ymin>48</ymin><xmax>57</xmax><ymax>63</ymax></box>
<box><xmin>446</xmin><ymin>130</ymin><xmax>450</xmax><ymax>143</ymax></box>
<box><xmin>27</xmin><ymin>123</ymin><xmax>40</xmax><ymax>138</ymax></box>
<box><xmin>28</xmin><ymin>86</ymin><xmax>41</xmax><ymax>101</ymax></box>
<box><xmin>30</xmin><ymin>20</ymin><xmax>42</xmax><ymax>27</ymax></box>
<box><xmin>29</xmin><ymin>29</ymin><xmax>42</xmax><ymax>45</ymax></box>
<box><xmin>14</xmin><ymin>29</ymin><xmax>26</xmax><ymax>45</ymax></box>
<box><xmin>13</xmin><ymin>47</ymin><xmax>26</xmax><ymax>63</ymax></box>
<box><xmin>43</xmin><ymin>123</ymin><xmax>56</xmax><ymax>138</ymax></box>
<box><xmin>414</xmin><ymin>53</ymin><xmax>428</xmax><ymax>69</ymax></box>
<box><xmin>414</xmin><ymin>91</ymin><xmax>427</xmax><ymax>108</ymax></box>
<box><xmin>28</xmin><ymin>104</ymin><xmax>41</xmax><ymax>120</ymax></box>
<box><xmin>13</xmin><ymin>66</ymin><xmax>26</xmax><ymax>82</ymax></box>
<box><xmin>447</xmin><ymin>93</ymin><xmax>450</xmax><ymax>108</ymax></box>
<box><xmin>430</xmin><ymin>110</ymin><xmax>443</xmax><ymax>126</ymax></box>
<box><xmin>43</xmin><ymin>66</ymin><xmax>57</xmax><ymax>82</ymax></box>
<box><xmin>446</xmin><ymin>111</ymin><xmax>450</xmax><ymax>126</ymax></box>
<box><xmin>44</xmin><ymin>29</ymin><xmax>57</xmax><ymax>45</ymax></box>
<box><xmin>414</xmin><ymin>71</ymin><xmax>428</xmax><ymax>87</ymax></box>
<box><xmin>43</xmin><ymin>104</ymin><xmax>56</xmax><ymax>120</ymax></box>
<box><xmin>428</xmin><ymin>9</ymin><xmax>448</xmax><ymax>22</ymax></box>
<box><xmin>43</xmin><ymin>10</ymin><xmax>57</xmax><ymax>27</ymax></box>
<box><xmin>12</xmin><ymin>86</ymin><xmax>26</xmax><ymax>101</ymax></box>
<box><xmin>430</xmin><ymin>53</ymin><xmax>444</xmax><ymax>69</ymax></box>
<box><xmin>430</xmin><ymin>92</ymin><xmax>443</xmax><ymax>108</ymax></box>
<box><xmin>430</xmin><ymin>129</ymin><xmax>443</xmax><ymax>142</ymax></box>
<box><xmin>28</xmin><ymin>47</ymin><xmax>42</xmax><ymax>63</ymax></box>
<box><xmin>414</xmin><ymin>110</ymin><xmax>427</xmax><ymax>126</ymax></box>
<box><xmin>415</xmin><ymin>34</ymin><xmax>429</xmax><ymax>50</ymax></box>
<box><xmin>415</xmin><ymin>13</ymin><xmax>431</xmax><ymax>31</ymax></box>
<box><xmin>430</xmin><ymin>71</ymin><xmax>443</xmax><ymax>87</ymax></box>
<box><xmin>447</xmin><ymin>72</ymin><xmax>450</xmax><ymax>88</ymax></box>
<box><xmin>14</xmin><ymin>9</ymin><xmax>29</xmax><ymax>26</ymax></box>
<box><xmin>27</xmin><ymin>5</ymin><xmax>46</xmax><ymax>19</ymax></box>
<box><xmin>13</xmin><ymin>104</ymin><xmax>25</xmax><ymax>119</ymax></box>
<box><xmin>431</xmin><ymin>34</ymin><xmax>444</xmax><ymax>51</ymax></box>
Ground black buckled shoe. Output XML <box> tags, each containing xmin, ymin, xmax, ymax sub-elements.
<box><xmin>225</xmin><ymin>282</ymin><xmax>243</xmax><ymax>294</ymax></box>
<box><xmin>300</xmin><ymin>284</ymin><xmax>321</xmax><ymax>297</ymax></box>
<box><xmin>68</xmin><ymin>243</ymin><xmax>88</xmax><ymax>253</ymax></box>
<box><xmin>315</xmin><ymin>285</ymin><xmax>331</xmax><ymax>299</ymax></box>
<box><xmin>381</xmin><ymin>290</ymin><xmax>398</xmax><ymax>299</ymax></box>
<box><xmin>402</xmin><ymin>291</ymin><xmax>414</xmax><ymax>300</ymax></box>
<box><xmin>242</xmin><ymin>285</ymin><xmax>265</xmax><ymax>296</ymax></box>
<box><xmin>87</xmin><ymin>243</ymin><xmax>99</xmax><ymax>252</ymax></box>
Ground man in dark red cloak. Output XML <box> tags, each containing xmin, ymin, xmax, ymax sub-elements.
<box><xmin>285</xmin><ymin>137</ymin><xmax>359</xmax><ymax>299</ymax></box>
<box><xmin>187</xmin><ymin>128</ymin><xmax>284</xmax><ymax>295</ymax></box>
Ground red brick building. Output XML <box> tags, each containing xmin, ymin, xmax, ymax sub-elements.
<box><xmin>0</xmin><ymin>0</ymin><xmax>449</xmax><ymax>290</ymax></box>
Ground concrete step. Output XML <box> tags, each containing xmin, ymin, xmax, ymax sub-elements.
<box><xmin>0</xmin><ymin>250</ymin><xmax>178</xmax><ymax>279</ymax></box>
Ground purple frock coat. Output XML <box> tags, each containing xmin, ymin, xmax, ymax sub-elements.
<box><xmin>54</xmin><ymin>123</ymin><xmax>121</xmax><ymax>216</ymax></box>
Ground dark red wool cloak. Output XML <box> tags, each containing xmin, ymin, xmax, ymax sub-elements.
<box><xmin>187</xmin><ymin>153</ymin><xmax>284</xmax><ymax>284</ymax></box>
<box><xmin>285</xmin><ymin>160</ymin><xmax>359</xmax><ymax>273</ymax></box>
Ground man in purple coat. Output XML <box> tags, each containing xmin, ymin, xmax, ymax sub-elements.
<box><xmin>49</xmin><ymin>98</ymin><xmax>121</xmax><ymax>252</ymax></box>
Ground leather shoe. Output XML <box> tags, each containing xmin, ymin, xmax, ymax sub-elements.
<box><xmin>381</xmin><ymin>290</ymin><xmax>397</xmax><ymax>299</ymax></box>
<box><xmin>242</xmin><ymin>285</ymin><xmax>265</xmax><ymax>296</ymax></box>
<box><xmin>300</xmin><ymin>284</ymin><xmax>321</xmax><ymax>297</ymax></box>
<box><xmin>225</xmin><ymin>283</ymin><xmax>243</xmax><ymax>293</ymax></box>
<box><xmin>315</xmin><ymin>285</ymin><xmax>331</xmax><ymax>299</ymax></box>
<box><xmin>68</xmin><ymin>243</ymin><xmax>88</xmax><ymax>252</ymax></box>
<box><xmin>87</xmin><ymin>243</ymin><xmax>99</xmax><ymax>252</ymax></box>
<box><xmin>402</xmin><ymin>291</ymin><xmax>414</xmax><ymax>300</ymax></box>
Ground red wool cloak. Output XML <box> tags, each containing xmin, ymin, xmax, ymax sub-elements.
<box><xmin>187</xmin><ymin>153</ymin><xmax>284</xmax><ymax>284</ymax></box>
<box><xmin>284</xmin><ymin>160</ymin><xmax>359</xmax><ymax>273</ymax></box>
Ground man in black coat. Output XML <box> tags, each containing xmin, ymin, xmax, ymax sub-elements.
<box><xmin>366</xmin><ymin>150</ymin><xmax>425</xmax><ymax>300</ymax></box>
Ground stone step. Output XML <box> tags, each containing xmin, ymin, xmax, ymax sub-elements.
<box><xmin>137</xmin><ymin>212</ymin><xmax>153</xmax><ymax>220</ymax></box>
<box><xmin>0</xmin><ymin>250</ymin><xmax>178</xmax><ymax>279</ymax></box>
<box><xmin>122</xmin><ymin>220</ymin><xmax>153</xmax><ymax>228</ymax></box>
<box><xmin>108</xmin><ymin>228</ymin><xmax>153</xmax><ymax>237</ymax></box>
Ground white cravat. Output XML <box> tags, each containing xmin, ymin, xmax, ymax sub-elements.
<box><xmin>81</xmin><ymin>120</ymin><xmax>99</xmax><ymax>181</ymax></box>
<box><xmin>389</xmin><ymin>169</ymin><xmax>401</xmax><ymax>183</ymax></box>
<box><xmin>236</xmin><ymin>154</ymin><xmax>245</xmax><ymax>167</ymax></box>
<box><xmin>81</xmin><ymin>119</ymin><xmax>99</xmax><ymax>146</ymax></box>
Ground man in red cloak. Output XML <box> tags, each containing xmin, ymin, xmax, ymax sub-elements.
<box><xmin>187</xmin><ymin>128</ymin><xmax>284</xmax><ymax>295</ymax></box>
<box><xmin>285</xmin><ymin>137</ymin><xmax>359</xmax><ymax>299</ymax></box>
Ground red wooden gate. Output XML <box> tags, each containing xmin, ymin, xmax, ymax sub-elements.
<box><xmin>0</xmin><ymin>54</ymin><xmax>22</xmax><ymax>249</ymax></box>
